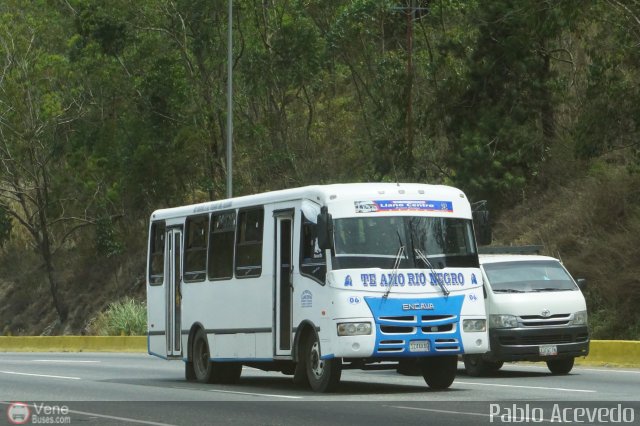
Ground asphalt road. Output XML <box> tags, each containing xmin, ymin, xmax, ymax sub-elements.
<box><xmin>1</xmin><ymin>352</ymin><xmax>638</xmax><ymax>425</ymax></box>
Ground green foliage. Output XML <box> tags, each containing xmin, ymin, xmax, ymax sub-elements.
<box><xmin>440</xmin><ymin>0</ymin><xmax>585</xmax><ymax>210</ymax></box>
<box><xmin>95</xmin><ymin>217</ymin><xmax>123</xmax><ymax>258</ymax></box>
<box><xmin>574</xmin><ymin>2</ymin><xmax>640</xmax><ymax>163</ymax></box>
<box><xmin>0</xmin><ymin>0</ymin><xmax>639</xmax><ymax>337</ymax></box>
<box><xmin>88</xmin><ymin>298</ymin><xmax>147</xmax><ymax>336</ymax></box>
<box><xmin>0</xmin><ymin>207</ymin><xmax>11</xmax><ymax>247</ymax></box>
<box><xmin>493</xmin><ymin>165</ymin><xmax>640</xmax><ymax>340</ymax></box>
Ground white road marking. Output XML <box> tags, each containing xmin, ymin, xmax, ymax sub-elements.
<box><xmin>172</xmin><ymin>386</ymin><xmax>302</xmax><ymax>399</ymax></box>
<box><xmin>0</xmin><ymin>370</ymin><xmax>81</xmax><ymax>380</ymax></box>
<box><xmin>499</xmin><ymin>363</ymin><xmax>640</xmax><ymax>374</ymax></box>
<box><xmin>388</xmin><ymin>405</ymin><xmax>555</xmax><ymax>423</ymax></box>
<box><xmin>68</xmin><ymin>409</ymin><xmax>178</xmax><ymax>426</ymax></box>
<box><xmin>455</xmin><ymin>380</ymin><xmax>596</xmax><ymax>393</ymax></box>
<box><xmin>577</xmin><ymin>367</ymin><xmax>640</xmax><ymax>374</ymax></box>
<box><xmin>30</xmin><ymin>359</ymin><xmax>100</xmax><ymax>363</ymax></box>
<box><xmin>387</xmin><ymin>405</ymin><xmax>490</xmax><ymax>418</ymax></box>
<box><xmin>0</xmin><ymin>403</ymin><xmax>176</xmax><ymax>426</ymax></box>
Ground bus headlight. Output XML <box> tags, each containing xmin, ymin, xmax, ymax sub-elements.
<box><xmin>337</xmin><ymin>322</ymin><xmax>372</xmax><ymax>336</ymax></box>
<box><xmin>571</xmin><ymin>310</ymin><xmax>588</xmax><ymax>325</ymax></box>
<box><xmin>489</xmin><ymin>314</ymin><xmax>518</xmax><ymax>329</ymax></box>
<box><xmin>463</xmin><ymin>319</ymin><xmax>486</xmax><ymax>332</ymax></box>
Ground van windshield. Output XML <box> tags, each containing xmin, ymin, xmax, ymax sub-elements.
<box><xmin>331</xmin><ymin>216</ymin><xmax>478</xmax><ymax>270</ymax></box>
<box><xmin>483</xmin><ymin>260</ymin><xmax>577</xmax><ymax>292</ymax></box>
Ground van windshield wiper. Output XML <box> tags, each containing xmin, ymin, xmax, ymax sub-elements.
<box><xmin>531</xmin><ymin>288</ymin><xmax>568</xmax><ymax>292</ymax></box>
<box><xmin>383</xmin><ymin>231</ymin><xmax>406</xmax><ymax>299</ymax></box>
<box><xmin>493</xmin><ymin>289</ymin><xmax>525</xmax><ymax>293</ymax></box>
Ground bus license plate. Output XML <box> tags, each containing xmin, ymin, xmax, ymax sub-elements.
<box><xmin>409</xmin><ymin>340</ymin><xmax>430</xmax><ymax>352</ymax></box>
<box><xmin>539</xmin><ymin>345</ymin><xmax>557</xmax><ymax>356</ymax></box>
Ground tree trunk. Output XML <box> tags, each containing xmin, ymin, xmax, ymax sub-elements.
<box><xmin>36</xmin><ymin>183</ymin><xmax>67</xmax><ymax>324</ymax></box>
<box><xmin>44</xmin><ymin>253</ymin><xmax>67</xmax><ymax>324</ymax></box>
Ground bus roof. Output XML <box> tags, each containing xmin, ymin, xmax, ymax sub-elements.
<box><xmin>479</xmin><ymin>254</ymin><xmax>560</xmax><ymax>264</ymax></box>
<box><xmin>150</xmin><ymin>182</ymin><xmax>470</xmax><ymax>221</ymax></box>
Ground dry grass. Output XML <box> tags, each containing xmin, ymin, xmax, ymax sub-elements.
<box><xmin>493</xmin><ymin>164</ymin><xmax>640</xmax><ymax>339</ymax></box>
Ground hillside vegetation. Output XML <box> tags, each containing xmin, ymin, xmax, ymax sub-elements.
<box><xmin>0</xmin><ymin>1</ymin><xmax>638</xmax><ymax>338</ymax></box>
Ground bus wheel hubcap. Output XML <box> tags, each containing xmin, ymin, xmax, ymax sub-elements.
<box><xmin>310</xmin><ymin>341</ymin><xmax>324</xmax><ymax>378</ymax></box>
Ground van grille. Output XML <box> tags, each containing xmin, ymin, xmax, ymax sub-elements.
<box><xmin>499</xmin><ymin>333</ymin><xmax>588</xmax><ymax>346</ymax></box>
<box><xmin>520</xmin><ymin>314</ymin><xmax>571</xmax><ymax>327</ymax></box>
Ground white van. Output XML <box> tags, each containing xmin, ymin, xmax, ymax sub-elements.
<box><xmin>463</xmin><ymin>253</ymin><xmax>589</xmax><ymax>376</ymax></box>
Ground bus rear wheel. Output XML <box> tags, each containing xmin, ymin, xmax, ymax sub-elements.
<box><xmin>420</xmin><ymin>355</ymin><xmax>457</xmax><ymax>389</ymax></box>
<box><xmin>304</xmin><ymin>334</ymin><xmax>341</xmax><ymax>392</ymax></box>
<box><xmin>185</xmin><ymin>360</ymin><xmax>196</xmax><ymax>381</ymax></box>
<box><xmin>192</xmin><ymin>329</ymin><xmax>242</xmax><ymax>384</ymax></box>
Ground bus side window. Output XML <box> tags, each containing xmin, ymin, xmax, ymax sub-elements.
<box><xmin>184</xmin><ymin>215</ymin><xmax>208</xmax><ymax>282</ymax></box>
<box><xmin>300</xmin><ymin>215</ymin><xmax>326</xmax><ymax>284</ymax></box>
<box><xmin>149</xmin><ymin>221</ymin><xmax>165</xmax><ymax>285</ymax></box>
<box><xmin>235</xmin><ymin>208</ymin><xmax>264</xmax><ymax>278</ymax></box>
<box><xmin>208</xmin><ymin>210</ymin><xmax>236</xmax><ymax>280</ymax></box>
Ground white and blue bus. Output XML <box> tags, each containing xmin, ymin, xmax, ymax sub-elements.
<box><xmin>146</xmin><ymin>183</ymin><xmax>488</xmax><ymax>392</ymax></box>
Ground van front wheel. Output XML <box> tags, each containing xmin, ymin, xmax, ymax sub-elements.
<box><xmin>463</xmin><ymin>355</ymin><xmax>503</xmax><ymax>377</ymax></box>
<box><xmin>547</xmin><ymin>358</ymin><xmax>574</xmax><ymax>375</ymax></box>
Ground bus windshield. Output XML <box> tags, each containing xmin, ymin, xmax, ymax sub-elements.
<box><xmin>332</xmin><ymin>216</ymin><xmax>478</xmax><ymax>270</ymax></box>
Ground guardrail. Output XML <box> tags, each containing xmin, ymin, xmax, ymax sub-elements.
<box><xmin>0</xmin><ymin>336</ymin><xmax>146</xmax><ymax>352</ymax></box>
<box><xmin>575</xmin><ymin>340</ymin><xmax>640</xmax><ymax>367</ymax></box>
<box><xmin>0</xmin><ymin>337</ymin><xmax>637</xmax><ymax>367</ymax></box>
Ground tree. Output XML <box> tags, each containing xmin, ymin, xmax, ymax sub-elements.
<box><xmin>440</xmin><ymin>0</ymin><xmax>581</xmax><ymax>210</ymax></box>
<box><xmin>0</xmin><ymin>2</ymin><xmax>92</xmax><ymax>323</ymax></box>
<box><xmin>574</xmin><ymin>1</ymin><xmax>640</xmax><ymax>167</ymax></box>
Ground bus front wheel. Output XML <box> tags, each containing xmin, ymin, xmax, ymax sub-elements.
<box><xmin>547</xmin><ymin>357</ymin><xmax>574</xmax><ymax>375</ymax></box>
<box><xmin>304</xmin><ymin>334</ymin><xmax>341</xmax><ymax>392</ymax></box>
<box><xmin>420</xmin><ymin>355</ymin><xmax>457</xmax><ymax>389</ymax></box>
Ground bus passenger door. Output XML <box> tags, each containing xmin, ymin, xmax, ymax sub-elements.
<box><xmin>274</xmin><ymin>210</ymin><xmax>294</xmax><ymax>356</ymax></box>
<box><xmin>166</xmin><ymin>227</ymin><xmax>182</xmax><ymax>358</ymax></box>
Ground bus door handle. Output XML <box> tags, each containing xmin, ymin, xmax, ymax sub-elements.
<box><xmin>289</xmin><ymin>265</ymin><xmax>294</xmax><ymax>290</ymax></box>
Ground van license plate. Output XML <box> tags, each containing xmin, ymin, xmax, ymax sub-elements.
<box><xmin>409</xmin><ymin>340</ymin><xmax>430</xmax><ymax>352</ymax></box>
<box><xmin>539</xmin><ymin>345</ymin><xmax>557</xmax><ymax>356</ymax></box>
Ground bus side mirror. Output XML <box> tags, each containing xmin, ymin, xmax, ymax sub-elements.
<box><xmin>576</xmin><ymin>278</ymin><xmax>587</xmax><ymax>290</ymax></box>
<box><xmin>316</xmin><ymin>206</ymin><xmax>334</xmax><ymax>250</ymax></box>
<box><xmin>472</xmin><ymin>205</ymin><xmax>492</xmax><ymax>246</ymax></box>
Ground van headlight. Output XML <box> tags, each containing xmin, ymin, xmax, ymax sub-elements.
<box><xmin>463</xmin><ymin>319</ymin><xmax>486</xmax><ymax>332</ymax></box>
<box><xmin>489</xmin><ymin>314</ymin><xmax>518</xmax><ymax>329</ymax></box>
<box><xmin>571</xmin><ymin>310</ymin><xmax>588</xmax><ymax>325</ymax></box>
<box><xmin>337</xmin><ymin>322</ymin><xmax>372</xmax><ymax>336</ymax></box>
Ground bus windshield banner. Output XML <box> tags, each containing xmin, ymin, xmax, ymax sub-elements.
<box><xmin>354</xmin><ymin>200</ymin><xmax>453</xmax><ymax>214</ymax></box>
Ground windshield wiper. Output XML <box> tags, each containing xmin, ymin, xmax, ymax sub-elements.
<box><xmin>493</xmin><ymin>289</ymin><xmax>525</xmax><ymax>293</ymax></box>
<box><xmin>383</xmin><ymin>231</ymin><xmax>406</xmax><ymax>299</ymax></box>
<box><xmin>407</xmin><ymin>221</ymin><xmax>449</xmax><ymax>297</ymax></box>
<box><xmin>531</xmin><ymin>288</ymin><xmax>568</xmax><ymax>292</ymax></box>
<box><xmin>415</xmin><ymin>248</ymin><xmax>450</xmax><ymax>297</ymax></box>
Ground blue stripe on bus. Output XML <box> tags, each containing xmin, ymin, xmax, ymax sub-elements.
<box><xmin>210</xmin><ymin>358</ymin><xmax>275</xmax><ymax>362</ymax></box>
<box><xmin>364</xmin><ymin>294</ymin><xmax>465</xmax><ymax>356</ymax></box>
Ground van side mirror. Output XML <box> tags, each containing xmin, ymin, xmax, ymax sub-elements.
<box><xmin>316</xmin><ymin>206</ymin><xmax>334</xmax><ymax>250</ymax></box>
<box><xmin>576</xmin><ymin>278</ymin><xmax>587</xmax><ymax>290</ymax></box>
<box><xmin>472</xmin><ymin>202</ymin><xmax>492</xmax><ymax>246</ymax></box>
